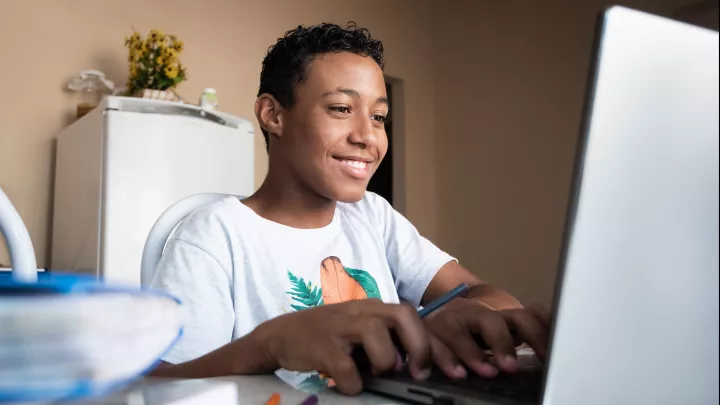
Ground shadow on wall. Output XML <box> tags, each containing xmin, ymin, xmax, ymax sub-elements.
<box><xmin>95</xmin><ymin>50</ymin><xmax>127</xmax><ymax>93</ymax></box>
<box><xmin>672</xmin><ymin>0</ymin><xmax>720</xmax><ymax>30</ymax></box>
<box><xmin>45</xmin><ymin>139</ymin><xmax>58</xmax><ymax>267</ymax></box>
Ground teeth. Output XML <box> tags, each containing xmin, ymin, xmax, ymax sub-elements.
<box><xmin>340</xmin><ymin>159</ymin><xmax>367</xmax><ymax>169</ymax></box>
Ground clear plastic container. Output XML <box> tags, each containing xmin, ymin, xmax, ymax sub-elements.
<box><xmin>67</xmin><ymin>70</ymin><xmax>114</xmax><ymax>119</ymax></box>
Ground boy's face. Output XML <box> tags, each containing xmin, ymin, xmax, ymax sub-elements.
<box><xmin>276</xmin><ymin>52</ymin><xmax>389</xmax><ymax>203</ymax></box>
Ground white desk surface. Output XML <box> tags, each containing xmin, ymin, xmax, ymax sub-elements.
<box><xmin>67</xmin><ymin>374</ymin><xmax>410</xmax><ymax>405</ymax></box>
<box><xmin>33</xmin><ymin>350</ymin><xmax>541</xmax><ymax>404</ymax></box>
<box><xmin>200</xmin><ymin>374</ymin><xmax>406</xmax><ymax>405</ymax></box>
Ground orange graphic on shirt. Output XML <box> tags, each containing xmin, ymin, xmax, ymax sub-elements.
<box><xmin>320</xmin><ymin>256</ymin><xmax>369</xmax><ymax>304</ymax></box>
<box><xmin>285</xmin><ymin>256</ymin><xmax>382</xmax><ymax>393</ymax></box>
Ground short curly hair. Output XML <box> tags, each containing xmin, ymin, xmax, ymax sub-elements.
<box><xmin>257</xmin><ymin>22</ymin><xmax>385</xmax><ymax>152</ymax></box>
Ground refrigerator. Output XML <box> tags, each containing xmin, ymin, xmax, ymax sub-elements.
<box><xmin>51</xmin><ymin>96</ymin><xmax>255</xmax><ymax>286</ymax></box>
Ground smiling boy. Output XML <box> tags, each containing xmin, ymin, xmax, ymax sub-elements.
<box><xmin>149</xmin><ymin>22</ymin><xmax>550</xmax><ymax>395</ymax></box>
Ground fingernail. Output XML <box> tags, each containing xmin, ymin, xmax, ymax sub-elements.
<box><xmin>478</xmin><ymin>362</ymin><xmax>498</xmax><ymax>377</ymax></box>
<box><xmin>502</xmin><ymin>355</ymin><xmax>519</xmax><ymax>372</ymax></box>
<box><xmin>412</xmin><ymin>367</ymin><xmax>431</xmax><ymax>380</ymax></box>
<box><xmin>453</xmin><ymin>364</ymin><xmax>467</xmax><ymax>379</ymax></box>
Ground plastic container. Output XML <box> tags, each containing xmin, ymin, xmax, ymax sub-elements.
<box><xmin>67</xmin><ymin>70</ymin><xmax>114</xmax><ymax>119</ymax></box>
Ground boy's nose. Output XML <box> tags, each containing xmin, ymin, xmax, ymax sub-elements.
<box><xmin>348</xmin><ymin>116</ymin><xmax>380</xmax><ymax>149</ymax></box>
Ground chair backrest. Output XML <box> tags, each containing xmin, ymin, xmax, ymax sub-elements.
<box><xmin>0</xmin><ymin>187</ymin><xmax>37</xmax><ymax>282</ymax></box>
<box><xmin>140</xmin><ymin>193</ymin><xmax>241</xmax><ymax>286</ymax></box>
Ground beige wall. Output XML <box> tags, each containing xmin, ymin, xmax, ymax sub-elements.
<box><xmin>0</xmin><ymin>0</ymin><xmax>439</xmax><ymax>267</ymax></box>
<box><xmin>432</xmin><ymin>0</ymin><xmax>707</xmax><ymax>305</ymax></box>
<box><xmin>0</xmin><ymin>0</ymin><xmax>709</xmax><ymax>306</ymax></box>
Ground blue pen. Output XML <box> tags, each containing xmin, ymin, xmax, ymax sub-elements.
<box><xmin>323</xmin><ymin>283</ymin><xmax>472</xmax><ymax>379</ymax></box>
<box><xmin>418</xmin><ymin>283</ymin><xmax>470</xmax><ymax>318</ymax></box>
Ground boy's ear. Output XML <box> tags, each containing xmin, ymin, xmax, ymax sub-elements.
<box><xmin>255</xmin><ymin>94</ymin><xmax>284</xmax><ymax>138</ymax></box>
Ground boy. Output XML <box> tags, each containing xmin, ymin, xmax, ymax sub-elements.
<box><xmin>149</xmin><ymin>22</ymin><xmax>550</xmax><ymax>395</ymax></box>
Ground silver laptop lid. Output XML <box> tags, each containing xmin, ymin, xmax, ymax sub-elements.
<box><xmin>543</xmin><ymin>6</ymin><xmax>719</xmax><ymax>405</ymax></box>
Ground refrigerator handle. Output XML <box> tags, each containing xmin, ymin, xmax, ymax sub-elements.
<box><xmin>110</xmin><ymin>103</ymin><xmax>228</xmax><ymax>126</ymax></box>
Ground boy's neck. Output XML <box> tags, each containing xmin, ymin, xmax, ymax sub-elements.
<box><xmin>242</xmin><ymin>170</ymin><xmax>337</xmax><ymax>229</ymax></box>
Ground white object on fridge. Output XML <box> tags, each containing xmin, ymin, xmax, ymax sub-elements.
<box><xmin>51</xmin><ymin>96</ymin><xmax>254</xmax><ymax>286</ymax></box>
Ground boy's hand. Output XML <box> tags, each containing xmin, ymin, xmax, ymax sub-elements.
<box><xmin>424</xmin><ymin>299</ymin><xmax>551</xmax><ymax>379</ymax></box>
<box><xmin>251</xmin><ymin>299</ymin><xmax>432</xmax><ymax>395</ymax></box>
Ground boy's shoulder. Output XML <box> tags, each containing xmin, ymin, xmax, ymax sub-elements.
<box><xmin>170</xmin><ymin>196</ymin><xmax>245</xmax><ymax>241</ymax></box>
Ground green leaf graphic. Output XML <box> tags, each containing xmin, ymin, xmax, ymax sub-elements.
<box><xmin>297</xmin><ymin>374</ymin><xmax>329</xmax><ymax>393</ymax></box>
<box><xmin>287</xmin><ymin>269</ymin><xmax>323</xmax><ymax>310</ymax></box>
<box><xmin>344</xmin><ymin>267</ymin><xmax>382</xmax><ymax>299</ymax></box>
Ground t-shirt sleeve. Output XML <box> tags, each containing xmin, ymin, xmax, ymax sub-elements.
<box><xmin>147</xmin><ymin>206</ymin><xmax>236</xmax><ymax>365</ymax></box>
<box><xmin>366</xmin><ymin>193</ymin><xmax>456</xmax><ymax>306</ymax></box>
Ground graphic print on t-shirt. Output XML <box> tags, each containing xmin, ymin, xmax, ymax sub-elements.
<box><xmin>286</xmin><ymin>256</ymin><xmax>382</xmax><ymax>311</ymax></box>
<box><xmin>284</xmin><ymin>256</ymin><xmax>382</xmax><ymax>392</ymax></box>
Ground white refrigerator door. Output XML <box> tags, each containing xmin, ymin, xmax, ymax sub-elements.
<box><xmin>101</xmin><ymin>109</ymin><xmax>254</xmax><ymax>286</ymax></box>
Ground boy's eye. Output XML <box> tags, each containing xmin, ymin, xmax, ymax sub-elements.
<box><xmin>329</xmin><ymin>106</ymin><xmax>350</xmax><ymax>114</ymax></box>
<box><xmin>372</xmin><ymin>115</ymin><xmax>387</xmax><ymax>124</ymax></box>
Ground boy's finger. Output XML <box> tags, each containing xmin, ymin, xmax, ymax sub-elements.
<box><xmin>526</xmin><ymin>303</ymin><xmax>552</xmax><ymax>328</ymax></box>
<box><xmin>323</xmin><ymin>349</ymin><xmax>363</xmax><ymax>395</ymax></box>
<box><xmin>373</xmin><ymin>303</ymin><xmax>432</xmax><ymax>378</ymax></box>
<box><xmin>463</xmin><ymin>311</ymin><xmax>519</xmax><ymax>374</ymax></box>
<box><xmin>502</xmin><ymin>310</ymin><xmax>548</xmax><ymax>361</ymax></box>
<box><xmin>430</xmin><ymin>334</ymin><xmax>467</xmax><ymax>379</ymax></box>
<box><xmin>433</xmin><ymin>324</ymin><xmax>496</xmax><ymax>378</ymax></box>
<box><xmin>355</xmin><ymin>318</ymin><xmax>398</xmax><ymax>374</ymax></box>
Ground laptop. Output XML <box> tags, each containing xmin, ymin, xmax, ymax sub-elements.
<box><xmin>362</xmin><ymin>6</ymin><xmax>719</xmax><ymax>405</ymax></box>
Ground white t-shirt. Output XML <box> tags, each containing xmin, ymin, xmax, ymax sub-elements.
<box><xmin>148</xmin><ymin>192</ymin><xmax>455</xmax><ymax>365</ymax></box>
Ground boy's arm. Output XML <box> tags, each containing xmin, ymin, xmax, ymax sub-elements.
<box><xmin>421</xmin><ymin>260</ymin><xmax>523</xmax><ymax>310</ymax></box>
<box><xmin>149</xmin><ymin>299</ymin><xmax>436</xmax><ymax>396</ymax></box>
<box><xmin>148</xmin><ymin>237</ymin><xmax>235</xmax><ymax>365</ymax></box>
<box><xmin>366</xmin><ymin>192</ymin><xmax>522</xmax><ymax>309</ymax></box>
<box><xmin>149</xmin><ymin>331</ymin><xmax>274</xmax><ymax>378</ymax></box>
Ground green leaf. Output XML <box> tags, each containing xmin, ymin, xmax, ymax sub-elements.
<box><xmin>297</xmin><ymin>374</ymin><xmax>329</xmax><ymax>393</ymax></box>
<box><xmin>311</xmin><ymin>286</ymin><xmax>322</xmax><ymax>302</ymax></box>
<box><xmin>297</xmin><ymin>296</ymin><xmax>319</xmax><ymax>306</ymax></box>
<box><xmin>286</xmin><ymin>269</ymin><xmax>323</xmax><ymax>310</ymax></box>
<box><xmin>344</xmin><ymin>268</ymin><xmax>382</xmax><ymax>299</ymax></box>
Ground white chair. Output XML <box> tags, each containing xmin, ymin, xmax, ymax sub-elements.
<box><xmin>0</xmin><ymin>187</ymin><xmax>37</xmax><ymax>282</ymax></box>
<box><xmin>140</xmin><ymin>193</ymin><xmax>243</xmax><ymax>286</ymax></box>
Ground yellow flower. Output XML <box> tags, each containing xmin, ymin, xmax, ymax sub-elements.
<box><xmin>156</xmin><ymin>56</ymin><xmax>165</xmax><ymax>65</ymax></box>
<box><xmin>164</xmin><ymin>64</ymin><xmax>179</xmax><ymax>79</ymax></box>
<box><xmin>148</xmin><ymin>29</ymin><xmax>164</xmax><ymax>42</ymax></box>
<box><xmin>130</xmin><ymin>64</ymin><xmax>137</xmax><ymax>76</ymax></box>
<box><xmin>127</xmin><ymin>32</ymin><xmax>140</xmax><ymax>45</ymax></box>
<box><xmin>163</xmin><ymin>47</ymin><xmax>177</xmax><ymax>60</ymax></box>
<box><xmin>172</xmin><ymin>40</ymin><xmax>184</xmax><ymax>52</ymax></box>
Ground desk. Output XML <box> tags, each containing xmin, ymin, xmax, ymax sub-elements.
<box><xmin>211</xmin><ymin>375</ymin><xmax>405</xmax><ymax>404</ymax></box>
<box><xmin>72</xmin><ymin>375</ymin><xmax>409</xmax><ymax>405</ymax></box>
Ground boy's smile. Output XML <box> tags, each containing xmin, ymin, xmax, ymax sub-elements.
<box><xmin>333</xmin><ymin>155</ymin><xmax>375</xmax><ymax>180</ymax></box>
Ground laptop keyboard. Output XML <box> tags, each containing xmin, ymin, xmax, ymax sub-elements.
<box><xmin>392</xmin><ymin>367</ymin><xmax>544</xmax><ymax>403</ymax></box>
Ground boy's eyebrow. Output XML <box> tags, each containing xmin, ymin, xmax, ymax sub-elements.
<box><xmin>323</xmin><ymin>87</ymin><xmax>389</xmax><ymax>105</ymax></box>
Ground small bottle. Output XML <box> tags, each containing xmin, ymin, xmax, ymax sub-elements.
<box><xmin>68</xmin><ymin>70</ymin><xmax>114</xmax><ymax>119</ymax></box>
<box><xmin>199</xmin><ymin>88</ymin><xmax>218</xmax><ymax>111</ymax></box>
